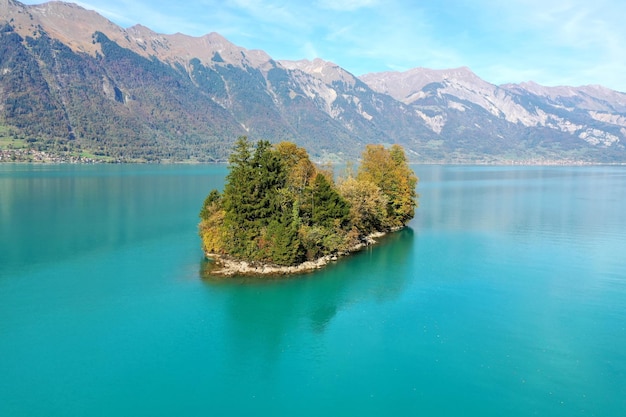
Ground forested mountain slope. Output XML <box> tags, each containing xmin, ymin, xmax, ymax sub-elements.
<box><xmin>2</xmin><ymin>0</ymin><xmax>626</xmax><ymax>163</ymax></box>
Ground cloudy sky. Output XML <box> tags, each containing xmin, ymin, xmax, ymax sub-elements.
<box><xmin>22</xmin><ymin>0</ymin><xmax>626</xmax><ymax>92</ymax></box>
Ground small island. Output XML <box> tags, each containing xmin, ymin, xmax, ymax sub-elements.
<box><xmin>199</xmin><ymin>137</ymin><xmax>418</xmax><ymax>276</ymax></box>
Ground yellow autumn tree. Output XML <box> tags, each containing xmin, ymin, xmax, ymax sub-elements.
<box><xmin>198</xmin><ymin>189</ymin><xmax>227</xmax><ymax>254</ymax></box>
<box><xmin>337</xmin><ymin>175</ymin><xmax>388</xmax><ymax>234</ymax></box>
<box><xmin>357</xmin><ymin>144</ymin><xmax>418</xmax><ymax>228</ymax></box>
<box><xmin>274</xmin><ymin>141</ymin><xmax>318</xmax><ymax>192</ymax></box>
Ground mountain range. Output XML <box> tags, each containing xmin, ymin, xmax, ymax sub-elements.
<box><xmin>2</xmin><ymin>0</ymin><xmax>626</xmax><ymax>163</ymax></box>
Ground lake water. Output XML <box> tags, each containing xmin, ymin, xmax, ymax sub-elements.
<box><xmin>1</xmin><ymin>164</ymin><xmax>625</xmax><ymax>416</ymax></box>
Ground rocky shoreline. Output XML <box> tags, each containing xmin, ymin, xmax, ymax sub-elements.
<box><xmin>204</xmin><ymin>231</ymin><xmax>389</xmax><ymax>277</ymax></box>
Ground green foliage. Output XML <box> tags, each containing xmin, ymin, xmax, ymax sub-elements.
<box><xmin>199</xmin><ymin>139</ymin><xmax>419</xmax><ymax>267</ymax></box>
<box><xmin>263</xmin><ymin>215</ymin><xmax>302</xmax><ymax>266</ymax></box>
<box><xmin>298</xmin><ymin>225</ymin><xmax>336</xmax><ymax>260</ymax></box>
<box><xmin>199</xmin><ymin>189</ymin><xmax>222</xmax><ymax>221</ymax></box>
<box><xmin>217</xmin><ymin>137</ymin><xmax>295</xmax><ymax>262</ymax></box>
<box><xmin>0</xmin><ymin>27</ymin><xmax>247</xmax><ymax>162</ymax></box>
<box><xmin>308</xmin><ymin>173</ymin><xmax>350</xmax><ymax>229</ymax></box>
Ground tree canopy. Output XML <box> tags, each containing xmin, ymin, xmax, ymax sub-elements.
<box><xmin>199</xmin><ymin>137</ymin><xmax>418</xmax><ymax>267</ymax></box>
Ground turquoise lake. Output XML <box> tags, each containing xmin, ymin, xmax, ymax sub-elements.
<box><xmin>1</xmin><ymin>164</ymin><xmax>625</xmax><ymax>416</ymax></box>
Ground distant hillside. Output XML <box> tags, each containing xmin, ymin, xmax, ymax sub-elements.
<box><xmin>1</xmin><ymin>0</ymin><xmax>626</xmax><ymax>163</ymax></box>
<box><xmin>360</xmin><ymin>68</ymin><xmax>626</xmax><ymax>162</ymax></box>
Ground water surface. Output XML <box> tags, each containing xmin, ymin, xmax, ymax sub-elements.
<box><xmin>1</xmin><ymin>164</ymin><xmax>625</xmax><ymax>416</ymax></box>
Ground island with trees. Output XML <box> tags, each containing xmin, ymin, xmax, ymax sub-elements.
<box><xmin>199</xmin><ymin>137</ymin><xmax>418</xmax><ymax>276</ymax></box>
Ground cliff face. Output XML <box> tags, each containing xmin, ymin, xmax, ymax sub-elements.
<box><xmin>359</xmin><ymin>68</ymin><xmax>626</xmax><ymax>161</ymax></box>
<box><xmin>2</xmin><ymin>0</ymin><xmax>626</xmax><ymax>163</ymax></box>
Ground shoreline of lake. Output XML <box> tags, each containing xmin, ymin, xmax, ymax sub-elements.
<box><xmin>3</xmin><ymin>149</ymin><xmax>625</xmax><ymax>166</ymax></box>
<box><xmin>204</xmin><ymin>230</ymin><xmax>392</xmax><ymax>277</ymax></box>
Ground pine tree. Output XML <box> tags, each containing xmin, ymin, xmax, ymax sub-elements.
<box><xmin>315</xmin><ymin>173</ymin><xmax>350</xmax><ymax>229</ymax></box>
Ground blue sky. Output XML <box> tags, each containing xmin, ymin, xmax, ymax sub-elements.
<box><xmin>22</xmin><ymin>0</ymin><xmax>626</xmax><ymax>92</ymax></box>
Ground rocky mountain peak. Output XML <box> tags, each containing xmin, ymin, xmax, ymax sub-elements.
<box><xmin>3</xmin><ymin>0</ymin><xmax>125</xmax><ymax>55</ymax></box>
<box><xmin>2</xmin><ymin>1</ymin><xmax>275</xmax><ymax>71</ymax></box>
<box><xmin>2</xmin><ymin>0</ymin><xmax>626</xmax><ymax>163</ymax></box>
<box><xmin>120</xmin><ymin>24</ymin><xmax>274</xmax><ymax>69</ymax></box>
<box><xmin>280</xmin><ymin>58</ymin><xmax>358</xmax><ymax>87</ymax></box>
<box><xmin>503</xmin><ymin>81</ymin><xmax>626</xmax><ymax>113</ymax></box>
<box><xmin>359</xmin><ymin>66</ymin><xmax>493</xmax><ymax>105</ymax></box>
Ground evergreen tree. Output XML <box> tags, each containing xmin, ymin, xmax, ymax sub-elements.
<box><xmin>219</xmin><ymin>137</ymin><xmax>291</xmax><ymax>260</ymax></box>
<box><xmin>309</xmin><ymin>173</ymin><xmax>351</xmax><ymax>229</ymax></box>
<box><xmin>199</xmin><ymin>139</ymin><xmax>418</xmax><ymax>269</ymax></box>
<box><xmin>221</xmin><ymin>136</ymin><xmax>258</xmax><ymax>258</ymax></box>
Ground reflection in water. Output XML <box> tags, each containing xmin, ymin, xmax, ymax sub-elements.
<box><xmin>309</xmin><ymin>304</ymin><xmax>337</xmax><ymax>333</ymax></box>
<box><xmin>0</xmin><ymin>164</ymin><xmax>227</xmax><ymax>276</ymax></box>
<box><xmin>199</xmin><ymin>228</ymin><xmax>416</xmax><ymax>358</ymax></box>
<box><xmin>417</xmin><ymin>165</ymin><xmax>626</xmax><ymax>246</ymax></box>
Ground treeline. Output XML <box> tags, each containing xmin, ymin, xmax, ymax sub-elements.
<box><xmin>199</xmin><ymin>137</ymin><xmax>418</xmax><ymax>266</ymax></box>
